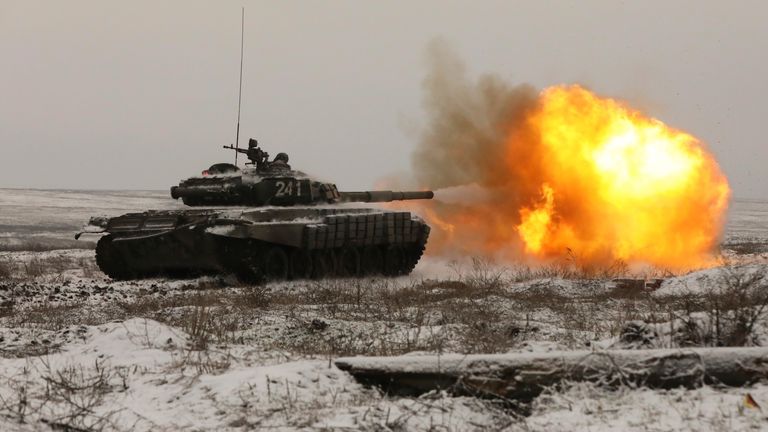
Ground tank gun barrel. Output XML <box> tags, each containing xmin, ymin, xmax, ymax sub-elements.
<box><xmin>223</xmin><ymin>144</ymin><xmax>248</xmax><ymax>154</ymax></box>
<box><xmin>223</xmin><ymin>142</ymin><xmax>270</xmax><ymax>168</ymax></box>
<box><xmin>339</xmin><ymin>190</ymin><xmax>434</xmax><ymax>203</ymax></box>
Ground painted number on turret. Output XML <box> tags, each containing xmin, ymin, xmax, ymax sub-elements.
<box><xmin>275</xmin><ymin>180</ymin><xmax>302</xmax><ymax>197</ymax></box>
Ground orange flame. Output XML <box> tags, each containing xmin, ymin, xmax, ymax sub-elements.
<box><xmin>409</xmin><ymin>85</ymin><xmax>730</xmax><ymax>270</ymax></box>
<box><xmin>518</xmin><ymin>183</ymin><xmax>555</xmax><ymax>254</ymax></box>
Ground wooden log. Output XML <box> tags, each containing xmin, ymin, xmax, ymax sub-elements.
<box><xmin>335</xmin><ymin>347</ymin><xmax>768</xmax><ymax>401</ymax></box>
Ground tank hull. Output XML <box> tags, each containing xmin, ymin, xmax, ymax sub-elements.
<box><xmin>91</xmin><ymin>207</ymin><xmax>430</xmax><ymax>282</ymax></box>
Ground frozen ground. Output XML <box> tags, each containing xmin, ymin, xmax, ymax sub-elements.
<box><xmin>0</xmin><ymin>189</ymin><xmax>182</xmax><ymax>251</ymax></box>
<box><xmin>1</xmin><ymin>189</ymin><xmax>768</xmax><ymax>431</ymax></box>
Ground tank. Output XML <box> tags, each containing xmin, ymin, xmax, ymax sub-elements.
<box><xmin>77</xmin><ymin>139</ymin><xmax>433</xmax><ymax>282</ymax></box>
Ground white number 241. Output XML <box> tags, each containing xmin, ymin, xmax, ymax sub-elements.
<box><xmin>275</xmin><ymin>181</ymin><xmax>301</xmax><ymax>197</ymax></box>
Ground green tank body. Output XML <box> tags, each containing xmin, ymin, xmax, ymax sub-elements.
<box><xmin>78</xmin><ymin>139</ymin><xmax>433</xmax><ymax>282</ymax></box>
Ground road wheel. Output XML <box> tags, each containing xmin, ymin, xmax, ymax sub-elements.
<box><xmin>264</xmin><ymin>246</ymin><xmax>289</xmax><ymax>281</ymax></box>
<box><xmin>361</xmin><ymin>246</ymin><xmax>384</xmax><ymax>276</ymax></box>
<box><xmin>383</xmin><ymin>245</ymin><xmax>405</xmax><ymax>276</ymax></box>
<box><xmin>234</xmin><ymin>255</ymin><xmax>264</xmax><ymax>284</ymax></box>
<box><xmin>400</xmin><ymin>242</ymin><xmax>425</xmax><ymax>275</ymax></box>
<box><xmin>289</xmin><ymin>249</ymin><xmax>313</xmax><ymax>280</ymax></box>
<box><xmin>311</xmin><ymin>251</ymin><xmax>331</xmax><ymax>279</ymax></box>
<box><xmin>337</xmin><ymin>246</ymin><xmax>361</xmax><ymax>277</ymax></box>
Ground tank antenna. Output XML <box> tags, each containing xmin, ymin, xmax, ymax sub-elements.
<box><xmin>234</xmin><ymin>7</ymin><xmax>245</xmax><ymax>166</ymax></box>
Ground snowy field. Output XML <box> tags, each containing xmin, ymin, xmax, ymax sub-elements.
<box><xmin>1</xmin><ymin>188</ymin><xmax>768</xmax><ymax>431</ymax></box>
<box><xmin>0</xmin><ymin>189</ymin><xmax>182</xmax><ymax>252</ymax></box>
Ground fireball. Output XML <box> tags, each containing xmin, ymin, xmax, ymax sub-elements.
<box><xmin>413</xmin><ymin>84</ymin><xmax>730</xmax><ymax>270</ymax></box>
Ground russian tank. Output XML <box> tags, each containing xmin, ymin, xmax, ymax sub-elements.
<box><xmin>77</xmin><ymin>139</ymin><xmax>433</xmax><ymax>282</ymax></box>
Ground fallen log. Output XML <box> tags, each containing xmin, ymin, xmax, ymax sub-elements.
<box><xmin>335</xmin><ymin>347</ymin><xmax>768</xmax><ymax>401</ymax></box>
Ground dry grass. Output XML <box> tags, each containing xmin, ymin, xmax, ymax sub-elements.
<box><xmin>176</xmin><ymin>305</ymin><xmax>251</xmax><ymax>350</ymax></box>
<box><xmin>110</xmin><ymin>285</ymin><xmax>271</xmax><ymax>349</ymax></box>
<box><xmin>0</xmin><ymin>259</ymin><xmax>11</xmax><ymax>280</ymax></box>
<box><xmin>0</xmin><ymin>255</ymin><xmax>92</xmax><ymax>280</ymax></box>
<box><xmin>0</xmin><ymin>273</ymin><xmax>659</xmax><ymax>357</ymax></box>
<box><xmin>647</xmin><ymin>267</ymin><xmax>768</xmax><ymax>347</ymax></box>
<box><xmin>723</xmin><ymin>241</ymin><xmax>768</xmax><ymax>255</ymax></box>
<box><xmin>23</xmin><ymin>258</ymin><xmax>47</xmax><ymax>278</ymax></box>
<box><xmin>262</xmin><ymin>277</ymin><xmax>524</xmax><ymax>356</ymax></box>
<box><xmin>2</xmin><ymin>255</ymin><xmax>767</xmax><ymax>363</ymax></box>
<box><xmin>9</xmin><ymin>303</ymin><xmax>90</xmax><ymax>331</ymax></box>
<box><xmin>0</xmin><ymin>239</ymin><xmax>95</xmax><ymax>252</ymax></box>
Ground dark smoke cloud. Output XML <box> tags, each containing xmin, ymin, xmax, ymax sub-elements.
<box><xmin>412</xmin><ymin>40</ymin><xmax>538</xmax><ymax>190</ymax></box>
<box><xmin>402</xmin><ymin>41</ymin><xmax>548</xmax><ymax>259</ymax></box>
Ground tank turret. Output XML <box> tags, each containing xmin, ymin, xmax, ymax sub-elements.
<box><xmin>170</xmin><ymin>139</ymin><xmax>433</xmax><ymax>207</ymax></box>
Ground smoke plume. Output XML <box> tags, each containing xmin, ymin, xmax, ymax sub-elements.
<box><xmin>414</xmin><ymin>41</ymin><xmax>538</xmax><ymax>190</ymax></box>
<box><xmin>404</xmin><ymin>40</ymin><xmax>730</xmax><ymax>270</ymax></box>
<box><xmin>410</xmin><ymin>41</ymin><xmax>542</xmax><ymax>260</ymax></box>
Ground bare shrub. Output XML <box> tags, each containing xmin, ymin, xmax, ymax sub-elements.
<box><xmin>464</xmin><ymin>257</ymin><xmax>508</xmax><ymax>292</ymax></box>
<box><xmin>172</xmin><ymin>302</ymin><xmax>251</xmax><ymax>349</ymax></box>
<box><xmin>646</xmin><ymin>266</ymin><xmax>768</xmax><ymax>348</ymax></box>
<box><xmin>116</xmin><ymin>295</ymin><xmax>165</xmax><ymax>318</ymax></box>
<box><xmin>117</xmin><ymin>291</ymin><xmax>222</xmax><ymax>320</ymax></box>
<box><xmin>275</xmin><ymin>276</ymin><xmax>529</xmax><ymax>355</ymax></box>
<box><xmin>40</xmin><ymin>360</ymin><xmax>118</xmax><ymax>428</ymax></box>
<box><xmin>10</xmin><ymin>303</ymin><xmax>88</xmax><ymax>333</ymax></box>
<box><xmin>231</xmin><ymin>286</ymin><xmax>271</xmax><ymax>310</ymax></box>
<box><xmin>79</xmin><ymin>257</ymin><xmax>98</xmax><ymax>279</ymax></box>
<box><xmin>0</xmin><ymin>239</ymin><xmax>95</xmax><ymax>252</ymax></box>
<box><xmin>546</xmin><ymin>248</ymin><xmax>632</xmax><ymax>279</ymax></box>
<box><xmin>460</xmin><ymin>320</ymin><xmax>522</xmax><ymax>353</ymax></box>
<box><xmin>184</xmin><ymin>291</ymin><xmax>223</xmax><ymax>307</ymax></box>
<box><xmin>24</xmin><ymin>258</ymin><xmax>46</xmax><ymax>278</ymax></box>
<box><xmin>724</xmin><ymin>241</ymin><xmax>768</xmax><ymax>255</ymax></box>
<box><xmin>182</xmin><ymin>306</ymin><xmax>212</xmax><ymax>350</ymax></box>
<box><xmin>16</xmin><ymin>255</ymin><xmax>81</xmax><ymax>279</ymax></box>
<box><xmin>179</xmin><ymin>278</ymin><xmax>228</xmax><ymax>292</ymax></box>
<box><xmin>504</xmin><ymin>260</ymin><xmax>631</xmax><ymax>284</ymax></box>
<box><xmin>170</xmin><ymin>348</ymin><xmax>232</xmax><ymax>375</ymax></box>
<box><xmin>704</xmin><ymin>267</ymin><xmax>768</xmax><ymax>346</ymax></box>
<box><xmin>506</xmin><ymin>284</ymin><xmax>569</xmax><ymax>309</ymax></box>
<box><xmin>0</xmin><ymin>259</ymin><xmax>12</xmax><ymax>280</ymax></box>
<box><xmin>0</xmin><ymin>359</ymin><xmax>121</xmax><ymax>431</ymax></box>
<box><xmin>0</xmin><ymin>366</ymin><xmax>39</xmax><ymax>423</ymax></box>
<box><xmin>653</xmin><ymin>292</ymin><xmax>709</xmax><ymax>347</ymax></box>
<box><xmin>165</xmin><ymin>306</ymin><xmax>237</xmax><ymax>373</ymax></box>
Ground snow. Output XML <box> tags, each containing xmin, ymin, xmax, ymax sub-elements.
<box><xmin>336</xmin><ymin>346</ymin><xmax>768</xmax><ymax>379</ymax></box>
<box><xmin>0</xmin><ymin>318</ymin><xmax>367</xmax><ymax>430</ymax></box>
<box><xmin>0</xmin><ymin>316</ymin><xmax>524</xmax><ymax>431</ymax></box>
<box><xmin>1</xmin><ymin>319</ymin><xmax>766</xmax><ymax>431</ymax></box>
<box><xmin>528</xmin><ymin>382</ymin><xmax>768</xmax><ymax>431</ymax></box>
<box><xmin>656</xmin><ymin>263</ymin><xmax>768</xmax><ymax>296</ymax></box>
<box><xmin>0</xmin><ymin>188</ymin><xmax>182</xmax><ymax>252</ymax></box>
<box><xmin>725</xmin><ymin>198</ymin><xmax>768</xmax><ymax>242</ymax></box>
<box><xmin>2</xmin><ymin>189</ymin><xmax>768</xmax><ymax>430</ymax></box>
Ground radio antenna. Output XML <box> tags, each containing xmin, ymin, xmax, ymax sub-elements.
<box><xmin>234</xmin><ymin>7</ymin><xmax>245</xmax><ymax>165</ymax></box>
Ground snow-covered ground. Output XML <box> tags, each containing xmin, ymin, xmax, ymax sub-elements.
<box><xmin>725</xmin><ymin>198</ymin><xmax>768</xmax><ymax>242</ymax></box>
<box><xmin>1</xmin><ymin>189</ymin><xmax>768</xmax><ymax>431</ymax></box>
<box><xmin>0</xmin><ymin>189</ymin><xmax>181</xmax><ymax>251</ymax></box>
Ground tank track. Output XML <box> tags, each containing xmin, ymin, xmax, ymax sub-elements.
<box><xmin>96</xmin><ymin>236</ymin><xmax>129</xmax><ymax>280</ymax></box>
<box><xmin>96</xmin><ymin>234</ymin><xmax>215</xmax><ymax>280</ymax></box>
<box><xmin>95</xmin><ymin>226</ymin><xmax>429</xmax><ymax>283</ymax></box>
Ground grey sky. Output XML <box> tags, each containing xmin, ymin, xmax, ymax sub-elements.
<box><xmin>1</xmin><ymin>1</ymin><xmax>766</xmax><ymax>198</ymax></box>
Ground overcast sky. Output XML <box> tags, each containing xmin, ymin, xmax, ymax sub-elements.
<box><xmin>1</xmin><ymin>1</ymin><xmax>766</xmax><ymax>198</ymax></box>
